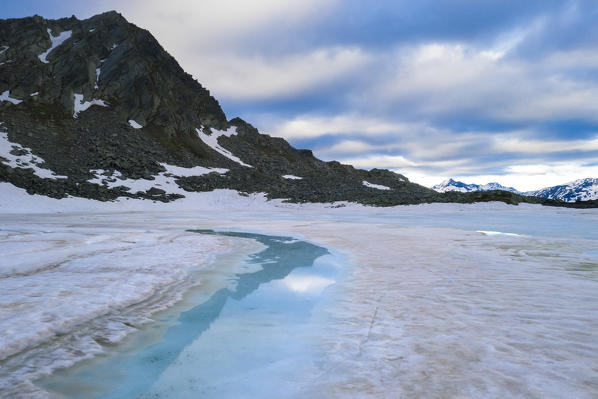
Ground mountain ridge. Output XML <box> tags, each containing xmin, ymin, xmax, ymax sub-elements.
<box><xmin>433</xmin><ymin>177</ymin><xmax>598</xmax><ymax>203</ymax></box>
<box><xmin>527</xmin><ymin>178</ymin><xmax>598</xmax><ymax>202</ymax></box>
<box><xmin>1</xmin><ymin>11</ymin><xmax>596</xmax><ymax>208</ymax></box>
<box><xmin>432</xmin><ymin>179</ymin><xmax>521</xmax><ymax>194</ymax></box>
<box><xmin>0</xmin><ymin>11</ymin><xmax>434</xmax><ymax>206</ymax></box>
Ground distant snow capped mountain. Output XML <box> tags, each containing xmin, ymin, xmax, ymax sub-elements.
<box><xmin>433</xmin><ymin>177</ymin><xmax>598</xmax><ymax>203</ymax></box>
<box><xmin>527</xmin><ymin>178</ymin><xmax>598</xmax><ymax>202</ymax></box>
<box><xmin>432</xmin><ymin>179</ymin><xmax>520</xmax><ymax>194</ymax></box>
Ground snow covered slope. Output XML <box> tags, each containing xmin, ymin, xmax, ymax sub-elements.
<box><xmin>527</xmin><ymin>178</ymin><xmax>598</xmax><ymax>202</ymax></box>
<box><xmin>434</xmin><ymin>177</ymin><xmax>598</xmax><ymax>203</ymax></box>
<box><xmin>432</xmin><ymin>178</ymin><xmax>521</xmax><ymax>194</ymax></box>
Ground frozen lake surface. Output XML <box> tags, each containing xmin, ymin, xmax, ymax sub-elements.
<box><xmin>1</xmin><ymin>197</ymin><xmax>597</xmax><ymax>398</ymax></box>
<box><xmin>40</xmin><ymin>231</ymin><xmax>338</xmax><ymax>398</ymax></box>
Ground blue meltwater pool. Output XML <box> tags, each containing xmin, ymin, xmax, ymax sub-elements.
<box><xmin>39</xmin><ymin>230</ymin><xmax>342</xmax><ymax>398</ymax></box>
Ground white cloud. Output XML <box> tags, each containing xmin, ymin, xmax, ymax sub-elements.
<box><xmin>99</xmin><ymin>2</ymin><xmax>598</xmax><ymax>123</ymax></box>
<box><xmin>315</xmin><ymin>133</ymin><xmax>479</xmax><ymax>161</ymax></box>
<box><xmin>493</xmin><ymin>135</ymin><xmax>598</xmax><ymax>154</ymax></box>
<box><xmin>323</xmin><ymin>140</ymin><xmax>381</xmax><ymax>154</ymax></box>
<box><xmin>260</xmin><ymin>110</ymin><xmax>598</xmax><ymax>192</ymax></box>
<box><xmin>377</xmin><ymin>43</ymin><xmax>516</xmax><ymax>108</ymax></box>
<box><xmin>545</xmin><ymin>49</ymin><xmax>598</xmax><ymax>69</ymax></box>
<box><xmin>480</xmin><ymin>26</ymin><xmax>530</xmax><ymax>60</ymax></box>
<box><xmin>337</xmin><ymin>154</ymin><xmax>418</xmax><ymax>169</ymax></box>
<box><xmin>374</xmin><ymin>42</ymin><xmax>598</xmax><ymax>122</ymax></box>
<box><xmin>96</xmin><ymin>0</ymin><xmax>354</xmax><ymax>101</ymax></box>
<box><xmin>334</xmin><ymin>154</ymin><xmax>471</xmax><ymax>170</ymax></box>
<box><xmin>113</xmin><ymin>0</ymin><xmax>337</xmax><ymax>51</ymax></box>
<box><xmin>268</xmin><ymin>113</ymin><xmax>407</xmax><ymax>139</ymax></box>
<box><xmin>185</xmin><ymin>47</ymin><xmax>370</xmax><ymax>100</ymax></box>
<box><xmin>280</xmin><ymin>115</ymin><xmax>493</xmax><ymax>162</ymax></box>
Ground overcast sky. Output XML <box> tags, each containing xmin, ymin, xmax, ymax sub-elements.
<box><xmin>3</xmin><ymin>1</ymin><xmax>598</xmax><ymax>190</ymax></box>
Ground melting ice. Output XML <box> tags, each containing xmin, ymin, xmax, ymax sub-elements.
<box><xmin>0</xmin><ymin>201</ymin><xmax>596</xmax><ymax>398</ymax></box>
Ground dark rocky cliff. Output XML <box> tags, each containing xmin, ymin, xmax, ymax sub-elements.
<box><xmin>0</xmin><ymin>11</ymin><xmax>226</xmax><ymax>133</ymax></box>
<box><xmin>0</xmin><ymin>11</ymin><xmax>591</xmax><ymax>207</ymax></box>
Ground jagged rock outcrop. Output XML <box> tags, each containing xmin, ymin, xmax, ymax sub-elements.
<box><xmin>0</xmin><ymin>12</ymin><xmax>226</xmax><ymax>133</ymax></box>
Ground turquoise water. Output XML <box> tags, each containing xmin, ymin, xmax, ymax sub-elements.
<box><xmin>39</xmin><ymin>231</ymin><xmax>338</xmax><ymax>398</ymax></box>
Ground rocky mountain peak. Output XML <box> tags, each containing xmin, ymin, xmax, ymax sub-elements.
<box><xmin>0</xmin><ymin>11</ymin><xmax>226</xmax><ymax>136</ymax></box>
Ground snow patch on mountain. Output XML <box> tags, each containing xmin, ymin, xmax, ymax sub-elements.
<box><xmin>0</xmin><ymin>128</ymin><xmax>67</xmax><ymax>180</ymax></box>
<box><xmin>38</xmin><ymin>29</ymin><xmax>71</xmax><ymax>63</ymax></box>
<box><xmin>161</xmin><ymin>163</ymin><xmax>228</xmax><ymax>177</ymax></box>
<box><xmin>363</xmin><ymin>181</ymin><xmax>391</xmax><ymax>190</ymax></box>
<box><xmin>128</xmin><ymin>120</ymin><xmax>142</xmax><ymax>129</ymax></box>
<box><xmin>73</xmin><ymin>94</ymin><xmax>107</xmax><ymax>118</ymax></box>
<box><xmin>95</xmin><ymin>67</ymin><xmax>101</xmax><ymax>89</ymax></box>
<box><xmin>88</xmin><ymin>163</ymin><xmax>228</xmax><ymax>195</ymax></box>
<box><xmin>195</xmin><ymin>127</ymin><xmax>252</xmax><ymax>168</ymax></box>
<box><xmin>282</xmin><ymin>175</ymin><xmax>302</xmax><ymax>180</ymax></box>
<box><xmin>0</xmin><ymin>91</ymin><xmax>22</xmax><ymax>105</ymax></box>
